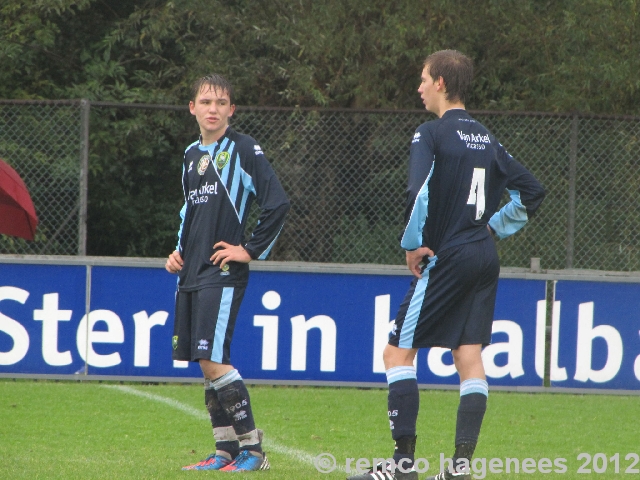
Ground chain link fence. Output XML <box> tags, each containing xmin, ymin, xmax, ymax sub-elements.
<box><xmin>0</xmin><ymin>100</ymin><xmax>85</xmax><ymax>255</ymax></box>
<box><xmin>1</xmin><ymin>100</ymin><xmax>639</xmax><ymax>271</ymax></box>
<box><xmin>476</xmin><ymin>112</ymin><xmax>640</xmax><ymax>270</ymax></box>
<box><xmin>235</xmin><ymin>108</ymin><xmax>640</xmax><ymax>270</ymax></box>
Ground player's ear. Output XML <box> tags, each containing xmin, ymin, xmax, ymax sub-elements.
<box><xmin>229</xmin><ymin>104</ymin><xmax>236</xmax><ymax>117</ymax></box>
<box><xmin>189</xmin><ymin>101</ymin><xmax>196</xmax><ymax>115</ymax></box>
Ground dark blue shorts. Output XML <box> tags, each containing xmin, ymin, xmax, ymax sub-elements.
<box><xmin>172</xmin><ymin>286</ymin><xmax>246</xmax><ymax>363</ymax></box>
<box><xmin>389</xmin><ymin>236</ymin><xmax>499</xmax><ymax>350</ymax></box>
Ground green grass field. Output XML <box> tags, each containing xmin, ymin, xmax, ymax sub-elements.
<box><xmin>1</xmin><ymin>380</ymin><xmax>638</xmax><ymax>479</ymax></box>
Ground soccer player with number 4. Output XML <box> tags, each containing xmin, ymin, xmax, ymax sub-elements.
<box><xmin>348</xmin><ymin>50</ymin><xmax>545</xmax><ymax>480</ymax></box>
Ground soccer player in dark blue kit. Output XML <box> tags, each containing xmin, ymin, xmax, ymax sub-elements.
<box><xmin>165</xmin><ymin>74</ymin><xmax>289</xmax><ymax>472</ymax></box>
<box><xmin>348</xmin><ymin>51</ymin><xmax>545</xmax><ymax>480</ymax></box>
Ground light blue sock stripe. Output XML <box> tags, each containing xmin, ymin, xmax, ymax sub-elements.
<box><xmin>460</xmin><ymin>378</ymin><xmax>489</xmax><ymax>397</ymax></box>
<box><xmin>211</xmin><ymin>287</ymin><xmax>234</xmax><ymax>363</ymax></box>
<box><xmin>386</xmin><ymin>366</ymin><xmax>417</xmax><ymax>384</ymax></box>
<box><xmin>399</xmin><ymin>256</ymin><xmax>437</xmax><ymax>348</ymax></box>
<box><xmin>212</xmin><ymin>369</ymin><xmax>242</xmax><ymax>390</ymax></box>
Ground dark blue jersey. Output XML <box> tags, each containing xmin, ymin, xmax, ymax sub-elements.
<box><xmin>400</xmin><ymin>109</ymin><xmax>544</xmax><ymax>253</ymax></box>
<box><xmin>176</xmin><ymin>127</ymin><xmax>290</xmax><ymax>290</ymax></box>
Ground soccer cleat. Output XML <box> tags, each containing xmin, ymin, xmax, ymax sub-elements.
<box><xmin>219</xmin><ymin>450</ymin><xmax>270</xmax><ymax>472</ymax></box>
<box><xmin>182</xmin><ymin>453</ymin><xmax>233</xmax><ymax>471</ymax></box>
<box><xmin>425</xmin><ymin>471</ymin><xmax>471</xmax><ymax>480</ymax></box>
<box><xmin>346</xmin><ymin>461</ymin><xmax>418</xmax><ymax>480</ymax></box>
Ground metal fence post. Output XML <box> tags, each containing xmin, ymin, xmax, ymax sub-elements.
<box><xmin>83</xmin><ymin>264</ymin><xmax>92</xmax><ymax>375</ymax></box>
<box><xmin>78</xmin><ymin>99</ymin><xmax>90</xmax><ymax>256</ymax></box>
<box><xmin>566</xmin><ymin>114</ymin><xmax>578</xmax><ymax>268</ymax></box>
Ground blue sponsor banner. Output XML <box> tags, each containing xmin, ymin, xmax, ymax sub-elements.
<box><xmin>0</xmin><ymin>262</ymin><xmax>545</xmax><ymax>386</ymax></box>
<box><xmin>86</xmin><ymin>266</ymin><xmax>199</xmax><ymax>377</ymax></box>
<box><xmin>551</xmin><ymin>281</ymin><xmax>640</xmax><ymax>390</ymax></box>
<box><xmin>487</xmin><ymin>278</ymin><xmax>546</xmax><ymax>386</ymax></box>
<box><xmin>235</xmin><ymin>273</ymin><xmax>546</xmax><ymax>386</ymax></box>
<box><xmin>234</xmin><ymin>272</ymin><xmax>413</xmax><ymax>383</ymax></box>
<box><xmin>0</xmin><ymin>264</ymin><xmax>87</xmax><ymax>374</ymax></box>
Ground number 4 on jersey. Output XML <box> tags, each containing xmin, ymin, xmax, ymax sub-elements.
<box><xmin>467</xmin><ymin>168</ymin><xmax>486</xmax><ymax>220</ymax></box>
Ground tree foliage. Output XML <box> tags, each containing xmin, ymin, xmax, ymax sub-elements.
<box><xmin>1</xmin><ymin>0</ymin><xmax>639</xmax><ymax>257</ymax></box>
<box><xmin>2</xmin><ymin>0</ymin><xmax>639</xmax><ymax>112</ymax></box>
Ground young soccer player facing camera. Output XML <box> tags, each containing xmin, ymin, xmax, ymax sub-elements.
<box><xmin>348</xmin><ymin>51</ymin><xmax>545</xmax><ymax>480</ymax></box>
<box><xmin>166</xmin><ymin>74</ymin><xmax>289</xmax><ymax>472</ymax></box>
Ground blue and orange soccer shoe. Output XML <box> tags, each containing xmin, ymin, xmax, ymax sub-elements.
<box><xmin>219</xmin><ymin>450</ymin><xmax>270</xmax><ymax>472</ymax></box>
<box><xmin>182</xmin><ymin>453</ymin><xmax>233</xmax><ymax>471</ymax></box>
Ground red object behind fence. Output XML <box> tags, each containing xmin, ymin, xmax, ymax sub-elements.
<box><xmin>0</xmin><ymin>158</ymin><xmax>38</xmax><ymax>241</ymax></box>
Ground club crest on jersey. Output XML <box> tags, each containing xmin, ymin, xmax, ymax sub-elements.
<box><xmin>220</xmin><ymin>264</ymin><xmax>230</xmax><ymax>276</ymax></box>
<box><xmin>215</xmin><ymin>151</ymin><xmax>231</xmax><ymax>170</ymax></box>
<box><xmin>197</xmin><ymin>155</ymin><xmax>211</xmax><ymax>175</ymax></box>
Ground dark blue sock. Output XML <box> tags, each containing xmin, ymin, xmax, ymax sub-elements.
<box><xmin>453</xmin><ymin>378</ymin><xmax>488</xmax><ymax>472</ymax></box>
<box><xmin>386</xmin><ymin>366</ymin><xmax>419</xmax><ymax>469</ymax></box>
<box><xmin>204</xmin><ymin>380</ymin><xmax>239</xmax><ymax>458</ymax></box>
<box><xmin>213</xmin><ymin>370</ymin><xmax>262</xmax><ymax>454</ymax></box>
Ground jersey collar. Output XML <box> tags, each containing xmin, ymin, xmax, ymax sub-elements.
<box><xmin>197</xmin><ymin>126</ymin><xmax>233</xmax><ymax>151</ymax></box>
<box><xmin>441</xmin><ymin>108</ymin><xmax>468</xmax><ymax>120</ymax></box>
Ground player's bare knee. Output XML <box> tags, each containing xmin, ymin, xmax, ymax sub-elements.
<box><xmin>383</xmin><ymin>344</ymin><xmax>416</xmax><ymax>369</ymax></box>
<box><xmin>200</xmin><ymin>359</ymin><xmax>233</xmax><ymax>380</ymax></box>
<box><xmin>382</xmin><ymin>344</ymin><xmax>401</xmax><ymax>369</ymax></box>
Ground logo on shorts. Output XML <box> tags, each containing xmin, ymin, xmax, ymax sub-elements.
<box><xmin>220</xmin><ymin>264</ymin><xmax>230</xmax><ymax>276</ymax></box>
<box><xmin>172</xmin><ymin>336</ymin><xmax>178</xmax><ymax>350</ymax></box>
<box><xmin>197</xmin><ymin>339</ymin><xmax>209</xmax><ymax>350</ymax></box>
<box><xmin>197</xmin><ymin>155</ymin><xmax>211</xmax><ymax>175</ymax></box>
<box><xmin>215</xmin><ymin>151</ymin><xmax>231</xmax><ymax>169</ymax></box>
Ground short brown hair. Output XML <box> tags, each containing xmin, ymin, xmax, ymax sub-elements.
<box><xmin>190</xmin><ymin>74</ymin><xmax>235</xmax><ymax>104</ymax></box>
<box><xmin>424</xmin><ymin>50</ymin><xmax>473</xmax><ymax>104</ymax></box>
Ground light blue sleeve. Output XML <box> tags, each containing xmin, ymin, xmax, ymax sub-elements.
<box><xmin>399</xmin><ymin>126</ymin><xmax>435</xmax><ymax>251</ymax></box>
<box><xmin>400</xmin><ymin>163</ymin><xmax>434</xmax><ymax>250</ymax></box>
<box><xmin>176</xmin><ymin>202</ymin><xmax>187</xmax><ymax>252</ymax></box>
<box><xmin>176</xmin><ymin>162</ymin><xmax>187</xmax><ymax>252</ymax></box>
<box><xmin>488</xmin><ymin>189</ymin><xmax>529</xmax><ymax>239</ymax></box>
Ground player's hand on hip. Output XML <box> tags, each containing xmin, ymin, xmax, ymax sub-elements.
<box><xmin>211</xmin><ymin>241</ymin><xmax>252</xmax><ymax>268</ymax></box>
<box><xmin>406</xmin><ymin>246</ymin><xmax>434</xmax><ymax>279</ymax></box>
<box><xmin>165</xmin><ymin>250</ymin><xmax>183</xmax><ymax>274</ymax></box>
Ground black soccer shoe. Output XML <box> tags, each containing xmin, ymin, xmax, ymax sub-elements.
<box><xmin>425</xmin><ymin>471</ymin><xmax>471</xmax><ymax>480</ymax></box>
<box><xmin>346</xmin><ymin>461</ymin><xmax>418</xmax><ymax>480</ymax></box>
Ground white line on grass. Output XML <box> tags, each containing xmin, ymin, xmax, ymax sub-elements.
<box><xmin>103</xmin><ymin>384</ymin><xmax>344</xmax><ymax>472</ymax></box>
<box><xmin>104</xmin><ymin>384</ymin><xmax>208</xmax><ymax>419</ymax></box>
